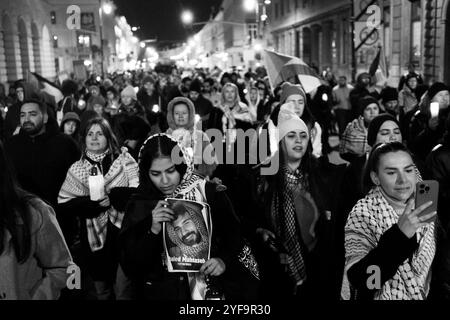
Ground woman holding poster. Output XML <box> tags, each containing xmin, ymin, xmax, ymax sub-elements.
<box><xmin>119</xmin><ymin>133</ymin><xmax>260</xmax><ymax>300</ymax></box>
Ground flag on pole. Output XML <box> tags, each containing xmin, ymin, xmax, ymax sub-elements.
<box><xmin>27</xmin><ymin>71</ymin><xmax>64</xmax><ymax>104</ymax></box>
<box><xmin>263</xmin><ymin>49</ymin><xmax>322</xmax><ymax>93</ymax></box>
<box><xmin>369</xmin><ymin>46</ymin><xmax>389</xmax><ymax>82</ymax></box>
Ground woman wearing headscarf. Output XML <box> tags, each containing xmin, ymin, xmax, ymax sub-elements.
<box><xmin>58</xmin><ymin>117</ymin><xmax>139</xmax><ymax>300</ymax></box>
<box><xmin>251</xmin><ymin>109</ymin><xmax>345</xmax><ymax>300</ymax></box>
<box><xmin>341</xmin><ymin>142</ymin><xmax>436</xmax><ymax>300</ymax></box>
<box><xmin>166</xmin><ymin>97</ymin><xmax>217</xmax><ymax>179</ymax></box>
<box><xmin>119</xmin><ymin>133</ymin><xmax>260</xmax><ymax>300</ymax></box>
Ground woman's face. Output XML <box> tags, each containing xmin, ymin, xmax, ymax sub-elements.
<box><xmin>149</xmin><ymin>157</ymin><xmax>181</xmax><ymax>196</ymax></box>
<box><xmin>85</xmin><ymin>124</ymin><xmax>108</xmax><ymax>154</ymax></box>
<box><xmin>431</xmin><ymin>90</ymin><xmax>450</xmax><ymax>110</ymax></box>
<box><xmin>173</xmin><ymin>103</ymin><xmax>189</xmax><ymax>128</ymax></box>
<box><xmin>363</xmin><ymin>103</ymin><xmax>380</xmax><ymax>123</ymax></box>
<box><xmin>121</xmin><ymin>96</ymin><xmax>133</xmax><ymax>106</ymax></box>
<box><xmin>63</xmin><ymin>120</ymin><xmax>78</xmax><ymax>136</ymax></box>
<box><xmin>375</xmin><ymin>121</ymin><xmax>402</xmax><ymax>145</ymax></box>
<box><xmin>285</xmin><ymin>94</ymin><xmax>305</xmax><ymax>117</ymax></box>
<box><xmin>249</xmin><ymin>88</ymin><xmax>259</xmax><ymax>102</ymax></box>
<box><xmin>223</xmin><ymin>86</ymin><xmax>236</xmax><ymax>103</ymax></box>
<box><xmin>371</xmin><ymin>150</ymin><xmax>416</xmax><ymax>202</ymax></box>
<box><xmin>106</xmin><ymin>91</ymin><xmax>115</xmax><ymax>101</ymax></box>
<box><xmin>407</xmin><ymin>78</ymin><xmax>418</xmax><ymax>90</ymax></box>
<box><xmin>282</xmin><ymin>129</ymin><xmax>309</xmax><ymax>163</ymax></box>
<box><xmin>93</xmin><ymin>104</ymin><xmax>104</xmax><ymax>115</ymax></box>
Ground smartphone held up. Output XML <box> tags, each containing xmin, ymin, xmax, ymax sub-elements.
<box><xmin>415</xmin><ymin>180</ymin><xmax>439</xmax><ymax>223</ymax></box>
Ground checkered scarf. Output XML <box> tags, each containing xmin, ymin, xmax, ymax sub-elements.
<box><xmin>58</xmin><ymin>149</ymin><xmax>139</xmax><ymax>251</ymax></box>
<box><xmin>271</xmin><ymin>166</ymin><xmax>308</xmax><ymax>288</ymax></box>
<box><xmin>341</xmin><ymin>186</ymin><xmax>436</xmax><ymax>300</ymax></box>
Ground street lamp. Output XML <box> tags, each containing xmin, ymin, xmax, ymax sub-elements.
<box><xmin>181</xmin><ymin>10</ymin><xmax>194</xmax><ymax>25</ymax></box>
<box><xmin>244</xmin><ymin>0</ymin><xmax>257</xmax><ymax>12</ymax></box>
<box><xmin>99</xmin><ymin>0</ymin><xmax>114</xmax><ymax>77</ymax></box>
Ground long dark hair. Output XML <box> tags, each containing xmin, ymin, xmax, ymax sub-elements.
<box><xmin>0</xmin><ymin>140</ymin><xmax>34</xmax><ymax>263</ymax></box>
<box><xmin>80</xmin><ymin>117</ymin><xmax>120</xmax><ymax>162</ymax></box>
<box><xmin>362</xmin><ymin>142</ymin><xmax>414</xmax><ymax>194</ymax></box>
<box><xmin>138</xmin><ymin>135</ymin><xmax>187</xmax><ymax>198</ymax></box>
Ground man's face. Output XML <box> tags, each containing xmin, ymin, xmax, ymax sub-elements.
<box><xmin>361</xmin><ymin>76</ymin><xmax>370</xmax><ymax>86</ymax></box>
<box><xmin>173</xmin><ymin>213</ymin><xmax>201</xmax><ymax>246</ymax></box>
<box><xmin>338</xmin><ymin>77</ymin><xmax>347</xmax><ymax>87</ymax></box>
<box><xmin>16</xmin><ymin>88</ymin><xmax>25</xmax><ymax>102</ymax></box>
<box><xmin>384</xmin><ymin>100</ymin><xmax>399</xmax><ymax>114</ymax></box>
<box><xmin>203</xmin><ymin>82</ymin><xmax>211</xmax><ymax>93</ymax></box>
<box><xmin>20</xmin><ymin>102</ymin><xmax>47</xmax><ymax>135</ymax></box>
<box><xmin>189</xmin><ymin>91</ymin><xmax>200</xmax><ymax>101</ymax></box>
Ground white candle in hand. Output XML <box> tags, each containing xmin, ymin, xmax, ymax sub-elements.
<box><xmin>430</xmin><ymin>102</ymin><xmax>439</xmax><ymax>118</ymax></box>
<box><xmin>88</xmin><ymin>166</ymin><xmax>105</xmax><ymax>201</ymax></box>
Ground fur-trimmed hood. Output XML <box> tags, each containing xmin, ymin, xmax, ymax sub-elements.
<box><xmin>166</xmin><ymin>96</ymin><xmax>196</xmax><ymax>131</ymax></box>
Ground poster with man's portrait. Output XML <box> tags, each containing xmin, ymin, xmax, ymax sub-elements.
<box><xmin>163</xmin><ymin>199</ymin><xmax>212</xmax><ymax>272</ymax></box>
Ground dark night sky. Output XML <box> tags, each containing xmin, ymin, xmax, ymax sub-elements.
<box><xmin>115</xmin><ymin>0</ymin><xmax>223</xmax><ymax>47</ymax></box>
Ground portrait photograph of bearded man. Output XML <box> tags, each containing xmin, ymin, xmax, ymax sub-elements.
<box><xmin>163</xmin><ymin>199</ymin><xmax>211</xmax><ymax>272</ymax></box>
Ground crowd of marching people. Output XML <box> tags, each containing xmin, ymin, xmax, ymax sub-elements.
<box><xmin>0</xmin><ymin>61</ymin><xmax>449</xmax><ymax>301</ymax></box>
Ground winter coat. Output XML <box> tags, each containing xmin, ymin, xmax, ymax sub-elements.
<box><xmin>0</xmin><ymin>198</ymin><xmax>73</xmax><ymax>300</ymax></box>
<box><xmin>250</xmin><ymin>157</ymin><xmax>346</xmax><ymax>299</ymax></box>
<box><xmin>5</xmin><ymin>124</ymin><xmax>80</xmax><ymax>207</ymax></box>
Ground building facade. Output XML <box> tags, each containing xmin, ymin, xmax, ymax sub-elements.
<box><xmin>268</xmin><ymin>0</ymin><xmax>450</xmax><ymax>85</ymax></box>
<box><xmin>0</xmin><ymin>0</ymin><xmax>138</xmax><ymax>87</ymax></box>
<box><xmin>0</xmin><ymin>0</ymin><xmax>56</xmax><ymax>84</ymax></box>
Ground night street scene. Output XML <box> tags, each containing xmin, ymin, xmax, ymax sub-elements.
<box><xmin>1</xmin><ymin>0</ymin><xmax>450</xmax><ymax>308</ymax></box>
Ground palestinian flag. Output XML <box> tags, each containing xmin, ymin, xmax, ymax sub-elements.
<box><xmin>27</xmin><ymin>71</ymin><xmax>64</xmax><ymax>104</ymax></box>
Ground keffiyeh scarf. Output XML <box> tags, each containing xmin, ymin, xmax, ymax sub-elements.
<box><xmin>341</xmin><ymin>187</ymin><xmax>436</xmax><ymax>300</ymax></box>
<box><xmin>271</xmin><ymin>166</ymin><xmax>308</xmax><ymax>289</ymax></box>
<box><xmin>58</xmin><ymin>149</ymin><xmax>139</xmax><ymax>251</ymax></box>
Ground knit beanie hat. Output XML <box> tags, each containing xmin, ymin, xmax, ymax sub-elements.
<box><xmin>357</xmin><ymin>95</ymin><xmax>379</xmax><ymax>116</ymax></box>
<box><xmin>189</xmin><ymin>79</ymin><xmax>202</xmax><ymax>93</ymax></box>
<box><xmin>277</xmin><ymin>109</ymin><xmax>309</xmax><ymax>142</ymax></box>
<box><xmin>61</xmin><ymin>112</ymin><xmax>80</xmax><ymax>125</ymax></box>
<box><xmin>142</xmin><ymin>75</ymin><xmax>156</xmax><ymax>85</ymax></box>
<box><xmin>121</xmin><ymin>85</ymin><xmax>137</xmax><ymax>100</ymax></box>
<box><xmin>103</xmin><ymin>78</ymin><xmax>113</xmax><ymax>89</ymax></box>
<box><xmin>89</xmin><ymin>85</ymin><xmax>100</xmax><ymax>93</ymax></box>
<box><xmin>380</xmin><ymin>87</ymin><xmax>398</xmax><ymax>104</ymax></box>
<box><xmin>280</xmin><ymin>82</ymin><xmax>306</xmax><ymax>104</ymax></box>
<box><xmin>367</xmin><ymin>113</ymin><xmax>400</xmax><ymax>147</ymax></box>
<box><xmin>90</xmin><ymin>95</ymin><xmax>106</xmax><ymax>107</ymax></box>
<box><xmin>427</xmin><ymin>82</ymin><xmax>450</xmax><ymax>101</ymax></box>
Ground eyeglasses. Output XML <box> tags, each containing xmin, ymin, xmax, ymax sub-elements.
<box><xmin>258</xmin><ymin>87</ymin><xmax>265</xmax><ymax>90</ymax></box>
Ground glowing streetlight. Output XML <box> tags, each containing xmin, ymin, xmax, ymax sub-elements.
<box><xmin>264</xmin><ymin>0</ymin><xmax>271</xmax><ymax>4</ymax></box>
<box><xmin>181</xmin><ymin>10</ymin><xmax>193</xmax><ymax>25</ymax></box>
<box><xmin>131</xmin><ymin>26</ymin><xmax>138</xmax><ymax>32</ymax></box>
<box><xmin>102</xmin><ymin>2</ymin><xmax>113</xmax><ymax>15</ymax></box>
<box><xmin>244</xmin><ymin>0</ymin><xmax>257</xmax><ymax>12</ymax></box>
<box><xmin>140</xmin><ymin>42</ymin><xmax>146</xmax><ymax>48</ymax></box>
